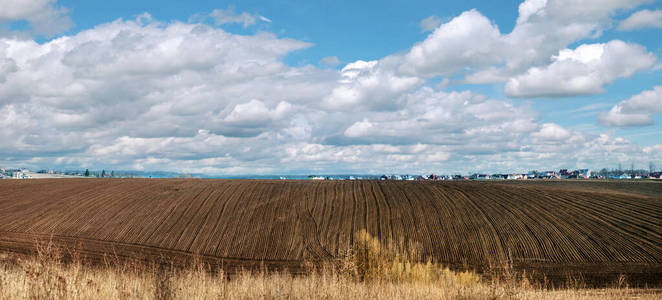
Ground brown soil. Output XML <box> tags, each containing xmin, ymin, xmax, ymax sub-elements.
<box><xmin>0</xmin><ymin>179</ymin><xmax>660</xmax><ymax>286</ymax></box>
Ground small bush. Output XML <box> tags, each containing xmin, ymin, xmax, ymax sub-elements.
<box><xmin>344</xmin><ymin>229</ymin><xmax>481</xmax><ymax>286</ymax></box>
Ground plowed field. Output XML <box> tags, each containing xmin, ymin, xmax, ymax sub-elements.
<box><xmin>0</xmin><ymin>179</ymin><xmax>660</xmax><ymax>285</ymax></box>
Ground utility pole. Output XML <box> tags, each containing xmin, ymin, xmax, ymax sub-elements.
<box><xmin>650</xmin><ymin>162</ymin><xmax>654</xmax><ymax>174</ymax></box>
<box><xmin>618</xmin><ymin>163</ymin><xmax>622</xmax><ymax>174</ymax></box>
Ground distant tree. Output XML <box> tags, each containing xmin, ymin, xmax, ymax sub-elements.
<box><xmin>101</xmin><ymin>170</ymin><xmax>106</xmax><ymax>177</ymax></box>
<box><xmin>84</xmin><ymin>169</ymin><xmax>90</xmax><ymax>177</ymax></box>
<box><xmin>111</xmin><ymin>171</ymin><xmax>115</xmax><ymax>178</ymax></box>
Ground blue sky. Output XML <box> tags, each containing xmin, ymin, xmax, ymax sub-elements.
<box><xmin>1</xmin><ymin>0</ymin><xmax>661</xmax><ymax>174</ymax></box>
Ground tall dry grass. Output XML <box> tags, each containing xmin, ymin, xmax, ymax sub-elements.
<box><xmin>0</xmin><ymin>233</ymin><xmax>659</xmax><ymax>299</ymax></box>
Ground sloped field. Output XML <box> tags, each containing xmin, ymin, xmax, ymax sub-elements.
<box><xmin>0</xmin><ymin>179</ymin><xmax>660</xmax><ymax>285</ymax></box>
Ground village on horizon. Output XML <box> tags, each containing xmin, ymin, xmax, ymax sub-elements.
<box><xmin>2</xmin><ymin>165</ymin><xmax>661</xmax><ymax>181</ymax></box>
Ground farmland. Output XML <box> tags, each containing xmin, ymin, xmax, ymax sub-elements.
<box><xmin>0</xmin><ymin>179</ymin><xmax>660</xmax><ymax>286</ymax></box>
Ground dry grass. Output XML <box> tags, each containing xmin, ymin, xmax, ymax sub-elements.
<box><xmin>0</xmin><ymin>234</ymin><xmax>660</xmax><ymax>299</ymax></box>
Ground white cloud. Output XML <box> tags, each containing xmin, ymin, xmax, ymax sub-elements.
<box><xmin>505</xmin><ymin>41</ymin><xmax>657</xmax><ymax>97</ymax></box>
<box><xmin>401</xmin><ymin>10</ymin><xmax>504</xmax><ymax>77</ymax></box>
<box><xmin>0</xmin><ymin>15</ymin><xmax>335</xmax><ymax>161</ymax></box>
<box><xmin>618</xmin><ymin>9</ymin><xmax>662</xmax><ymax>31</ymax></box>
<box><xmin>225</xmin><ymin>100</ymin><xmax>292</xmax><ymax>123</ymax></box>
<box><xmin>1</xmin><ymin>3</ymin><xmax>661</xmax><ymax>175</ymax></box>
<box><xmin>334</xmin><ymin>88</ymin><xmax>539</xmax><ymax>148</ymax></box>
<box><xmin>516</xmin><ymin>0</ymin><xmax>548</xmax><ymax>24</ymax></box>
<box><xmin>419</xmin><ymin>15</ymin><xmax>442</xmax><ymax>32</ymax></box>
<box><xmin>0</xmin><ymin>0</ymin><xmax>71</xmax><ymax>36</ymax></box>
<box><xmin>209</xmin><ymin>7</ymin><xmax>271</xmax><ymax>28</ymax></box>
<box><xmin>599</xmin><ymin>86</ymin><xmax>662</xmax><ymax>127</ymax></box>
<box><xmin>598</xmin><ymin>107</ymin><xmax>653</xmax><ymax>127</ymax></box>
<box><xmin>322</xmin><ymin>59</ymin><xmax>422</xmax><ymax>111</ymax></box>
<box><xmin>344</xmin><ymin>119</ymin><xmax>374</xmax><ymax>138</ymax></box>
<box><xmin>531</xmin><ymin>123</ymin><xmax>579</xmax><ymax>142</ymax></box>
<box><xmin>397</xmin><ymin>0</ymin><xmax>653</xmax><ymax>87</ymax></box>
<box><xmin>319</xmin><ymin>56</ymin><xmax>340</xmax><ymax>67</ymax></box>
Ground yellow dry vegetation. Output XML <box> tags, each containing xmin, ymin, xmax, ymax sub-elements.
<box><xmin>0</xmin><ymin>233</ymin><xmax>660</xmax><ymax>299</ymax></box>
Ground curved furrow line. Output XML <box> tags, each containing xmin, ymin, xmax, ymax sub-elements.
<box><xmin>162</xmin><ymin>186</ymin><xmax>217</xmax><ymax>251</ymax></box>
<box><xmin>165</xmin><ymin>182</ymin><xmax>232</xmax><ymax>253</ymax></box>
<box><xmin>139</xmin><ymin>181</ymin><xmax>205</xmax><ymax>247</ymax></box>
<box><xmin>509</xmin><ymin>187</ymin><xmax>605</xmax><ymax>262</ymax></box>
<box><xmin>450</xmin><ymin>186</ymin><xmax>507</xmax><ymax>264</ymax></box>
<box><xmin>388</xmin><ymin>183</ymin><xmax>424</xmax><ymax>253</ymax></box>
<box><xmin>180</xmin><ymin>188</ymin><xmax>225</xmax><ymax>253</ymax></box>
<box><xmin>71</xmin><ymin>182</ymin><xmax>169</xmax><ymax>241</ymax></box>
<box><xmin>198</xmin><ymin>182</ymin><xmax>237</xmax><ymax>255</ymax></box>
<box><xmin>317</xmin><ymin>182</ymin><xmax>333</xmax><ymax>250</ymax></box>
<box><xmin>331</xmin><ymin>181</ymin><xmax>347</xmax><ymax>256</ymax></box>
<box><xmin>229</xmin><ymin>182</ymin><xmax>270</xmax><ymax>258</ymax></box>
<box><xmin>265</xmin><ymin>183</ymin><xmax>297</xmax><ymax>260</ymax></box>
<box><xmin>151</xmin><ymin>186</ymin><xmax>208</xmax><ymax>250</ymax></box>
<box><xmin>130</xmin><ymin>182</ymin><xmax>202</xmax><ymax>246</ymax></box>
<box><xmin>466</xmin><ymin>187</ymin><xmax>548</xmax><ymax>263</ymax></box>
<box><xmin>212</xmin><ymin>182</ymin><xmax>253</xmax><ymax>257</ymax></box>
<box><xmin>430</xmin><ymin>183</ymin><xmax>470</xmax><ymax>262</ymax></box>
<box><xmin>103</xmin><ymin>184</ymin><xmax>179</xmax><ymax>244</ymax></box>
<box><xmin>405</xmin><ymin>182</ymin><xmax>448</xmax><ymax>260</ymax></box>
<box><xmin>24</xmin><ymin>180</ymin><xmax>139</xmax><ymax>235</ymax></box>
<box><xmin>376</xmin><ymin>182</ymin><xmax>394</xmax><ymax>246</ymax></box>
<box><xmin>295</xmin><ymin>189</ymin><xmax>333</xmax><ymax>261</ymax></box>
<box><xmin>522</xmin><ymin>187</ymin><xmax>652</xmax><ymax>261</ymax></box>
<box><xmin>511</xmin><ymin>190</ymin><xmax>598</xmax><ymax>262</ymax></box>
<box><xmin>363</xmin><ymin>181</ymin><xmax>380</xmax><ymax>240</ymax></box>
<box><xmin>547</xmin><ymin>191</ymin><xmax>662</xmax><ymax>262</ymax></box>
<box><xmin>517</xmin><ymin>187</ymin><xmax>649</xmax><ymax>262</ymax></box>
<box><xmin>478</xmin><ymin>187</ymin><xmax>594</xmax><ymax>263</ymax></box>
<box><xmin>7</xmin><ymin>180</ymin><xmax>119</xmax><ymax>232</ymax></box>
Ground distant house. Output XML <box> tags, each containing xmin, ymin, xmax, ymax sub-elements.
<box><xmin>650</xmin><ymin>172</ymin><xmax>661</xmax><ymax>179</ymax></box>
<box><xmin>618</xmin><ymin>174</ymin><xmax>630</xmax><ymax>179</ymax></box>
<box><xmin>469</xmin><ymin>173</ymin><xmax>491</xmax><ymax>180</ymax></box>
<box><xmin>507</xmin><ymin>174</ymin><xmax>523</xmax><ymax>180</ymax></box>
<box><xmin>577</xmin><ymin>169</ymin><xmax>591</xmax><ymax>178</ymax></box>
<box><xmin>540</xmin><ymin>171</ymin><xmax>558</xmax><ymax>179</ymax></box>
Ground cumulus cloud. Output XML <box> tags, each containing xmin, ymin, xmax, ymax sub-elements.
<box><xmin>599</xmin><ymin>86</ymin><xmax>662</xmax><ymax>127</ymax></box>
<box><xmin>618</xmin><ymin>9</ymin><xmax>662</xmax><ymax>31</ymax></box>
<box><xmin>330</xmin><ymin>88</ymin><xmax>539</xmax><ymax>149</ymax></box>
<box><xmin>0</xmin><ymin>15</ymin><xmax>335</xmax><ymax>166</ymax></box>
<box><xmin>397</xmin><ymin>0</ymin><xmax>653</xmax><ymax>86</ymax></box>
<box><xmin>0</xmin><ymin>0</ymin><xmax>71</xmax><ymax>36</ymax></box>
<box><xmin>531</xmin><ymin>123</ymin><xmax>572</xmax><ymax>141</ymax></box>
<box><xmin>1</xmin><ymin>2</ymin><xmax>661</xmax><ymax>175</ymax></box>
<box><xmin>322</xmin><ymin>59</ymin><xmax>422</xmax><ymax>111</ymax></box>
<box><xmin>401</xmin><ymin>10</ymin><xmax>504</xmax><ymax>77</ymax></box>
<box><xmin>504</xmin><ymin>41</ymin><xmax>656</xmax><ymax>97</ymax></box>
